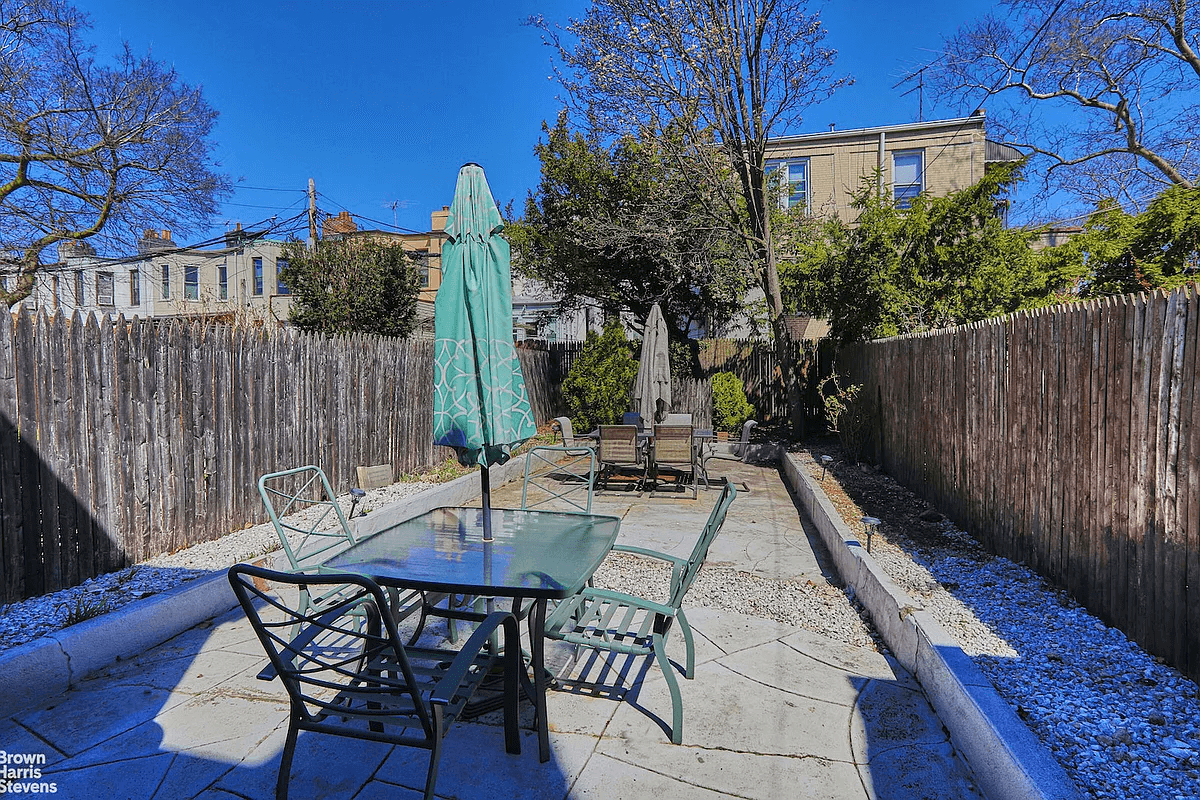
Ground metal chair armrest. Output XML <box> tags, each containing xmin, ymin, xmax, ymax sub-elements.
<box><xmin>610</xmin><ymin>543</ymin><xmax>687</xmax><ymax>568</ymax></box>
<box><xmin>430</xmin><ymin>610</ymin><xmax>520</xmax><ymax>706</ymax></box>
<box><xmin>580</xmin><ymin>586</ymin><xmax>676</xmax><ymax>618</ymax></box>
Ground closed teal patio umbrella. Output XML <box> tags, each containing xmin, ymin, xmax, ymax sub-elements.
<box><xmin>433</xmin><ymin>163</ymin><xmax>537</xmax><ymax>540</ymax></box>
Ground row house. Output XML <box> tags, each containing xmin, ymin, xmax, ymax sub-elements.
<box><xmin>763</xmin><ymin>111</ymin><xmax>1022</xmax><ymax>221</ymax></box>
<box><xmin>5</xmin><ymin>228</ymin><xmax>292</xmax><ymax>323</ymax></box>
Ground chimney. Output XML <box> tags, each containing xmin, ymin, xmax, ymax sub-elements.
<box><xmin>829</xmin><ymin>123</ymin><xmax>836</xmax><ymax>131</ymax></box>
<box><xmin>322</xmin><ymin>210</ymin><xmax>358</xmax><ymax>238</ymax></box>
<box><xmin>431</xmin><ymin>205</ymin><xmax>450</xmax><ymax>232</ymax></box>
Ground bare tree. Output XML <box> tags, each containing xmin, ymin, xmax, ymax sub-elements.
<box><xmin>0</xmin><ymin>0</ymin><xmax>229</xmax><ymax>305</ymax></box>
<box><xmin>532</xmin><ymin>0</ymin><xmax>847</xmax><ymax>433</ymax></box>
<box><xmin>937</xmin><ymin>0</ymin><xmax>1199</xmax><ymax>210</ymax></box>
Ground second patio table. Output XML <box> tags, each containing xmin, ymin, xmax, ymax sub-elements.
<box><xmin>321</xmin><ymin>505</ymin><xmax>621</xmax><ymax>762</ymax></box>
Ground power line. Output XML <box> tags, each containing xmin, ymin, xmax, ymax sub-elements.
<box><xmin>914</xmin><ymin>0</ymin><xmax>1068</xmax><ymax>194</ymax></box>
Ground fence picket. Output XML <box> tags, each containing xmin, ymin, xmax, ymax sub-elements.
<box><xmin>838</xmin><ymin>285</ymin><xmax>1200</xmax><ymax>681</ymax></box>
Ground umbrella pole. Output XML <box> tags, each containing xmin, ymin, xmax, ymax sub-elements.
<box><xmin>481</xmin><ymin>466</ymin><xmax>493</xmax><ymax>542</ymax></box>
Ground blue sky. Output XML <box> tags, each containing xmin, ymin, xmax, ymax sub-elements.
<box><xmin>76</xmin><ymin>0</ymin><xmax>999</xmax><ymax>248</ymax></box>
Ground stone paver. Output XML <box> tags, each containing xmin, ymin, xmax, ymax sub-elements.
<box><xmin>1</xmin><ymin>461</ymin><xmax>982</xmax><ymax>799</ymax></box>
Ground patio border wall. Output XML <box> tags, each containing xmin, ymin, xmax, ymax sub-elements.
<box><xmin>780</xmin><ymin>452</ymin><xmax>1081</xmax><ymax>800</ymax></box>
<box><xmin>0</xmin><ymin>457</ymin><xmax>529</xmax><ymax>718</ymax></box>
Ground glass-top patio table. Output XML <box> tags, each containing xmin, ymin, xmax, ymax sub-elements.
<box><xmin>322</xmin><ymin>505</ymin><xmax>622</xmax><ymax>762</ymax></box>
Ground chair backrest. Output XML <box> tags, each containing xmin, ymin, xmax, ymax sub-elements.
<box><xmin>228</xmin><ymin>563</ymin><xmax>432</xmax><ymax>735</ymax></box>
<box><xmin>258</xmin><ymin>465</ymin><xmax>356</xmax><ymax>571</ymax></box>
<box><xmin>621</xmin><ymin>412</ymin><xmax>646</xmax><ymax>430</ymax></box>
<box><xmin>522</xmin><ymin>445</ymin><xmax>596</xmax><ymax>513</ymax></box>
<box><xmin>652</xmin><ymin>424</ymin><xmax>694</xmax><ymax>469</ymax></box>
<box><xmin>552</xmin><ymin>416</ymin><xmax>579</xmax><ymax>447</ymax></box>
<box><xmin>733</xmin><ymin>419</ymin><xmax>759</xmax><ymax>458</ymax></box>
<box><xmin>668</xmin><ymin>481</ymin><xmax>737</xmax><ymax>608</ymax></box>
<box><xmin>598</xmin><ymin>425</ymin><xmax>642</xmax><ymax>465</ymax></box>
<box><xmin>662</xmin><ymin>413</ymin><xmax>692</xmax><ymax>426</ymax></box>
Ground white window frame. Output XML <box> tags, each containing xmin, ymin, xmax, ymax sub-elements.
<box><xmin>765</xmin><ymin>157</ymin><xmax>810</xmax><ymax>213</ymax></box>
<box><xmin>892</xmin><ymin>149</ymin><xmax>924</xmax><ymax>208</ymax></box>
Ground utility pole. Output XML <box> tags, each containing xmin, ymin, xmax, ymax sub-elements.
<box><xmin>307</xmin><ymin>178</ymin><xmax>317</xmax><ymax>251</ymax></box>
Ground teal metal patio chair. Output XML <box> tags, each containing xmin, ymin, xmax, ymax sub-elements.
<box><xmin>257</xmin><ymin>465</ymin><xmax>449</xmax><ymax>642</ymax></box>
<box><xmin>521</xmin><ymin>445</ymin><xmax>597</xmax><ymax>514</ymax></box>
<box><xmin>543</xmin><ymin>481</ymin><xmax>737</xmax><ymax>743</ymax></box>
<box><xmin>229</xmin><ymin>564</ymin><xmax>521</xmax><ymax>800</ymax></box>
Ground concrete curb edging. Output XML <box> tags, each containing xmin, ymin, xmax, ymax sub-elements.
<box><xmin>780</xmin><ymin>452</ymin><xmax>1081</xmax><ymax>800</ymax></box>
<box><xmin>0</xmin><ymin>565</ymin><xmax>243</xmax><ymax>718</ymax></box>
<box><xmin>0</xmin><ymin>457</ymin><xmax>529</xmax><ymax>719</ymax></box>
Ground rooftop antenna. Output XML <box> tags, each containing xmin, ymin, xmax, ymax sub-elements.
<box><xmin>892</xmin><ymin>64</ymin><xmax>930</xmax><ymax>121</ymax></box>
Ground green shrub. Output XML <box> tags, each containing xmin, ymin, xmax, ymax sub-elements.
<box><xmin>820</xmin><ymin>373</ymin><xmax>874</xmax><ymax>463</ymax></box>
<box><xmin>711</xmin><ymin>371</ymin><xmax>754</xmax><ymax>433</ymax></box>
<box><xmin>563</xmin><ymin>320</ymin><xmax>638</xmax><ymax>432</ymax></box>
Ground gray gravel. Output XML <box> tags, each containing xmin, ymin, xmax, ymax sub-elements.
<box><xmin>591</xmin><ymin>551</ymin><xmax>880</xmax><ymax>651</ymax></box>
<box><xmin>819</xmin><ymin>460</ymin><xmax>1200</xmax><ymax>800</ymax></box>
<box><xmin>0</xmin><ymin>480</ymin><xmax>437</xmax><ymax>654</ymax></box>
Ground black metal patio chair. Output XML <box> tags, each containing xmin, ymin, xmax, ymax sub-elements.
<box><xmin>228</xmin><ymin>564</ymin><xmax>521</xmax><ymax>800</ymax></box>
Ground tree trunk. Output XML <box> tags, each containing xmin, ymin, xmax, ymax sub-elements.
<box><xmin>760</xmin><ymin>215</ymin><xmax>806</xmax><ymax>438</ymax></box>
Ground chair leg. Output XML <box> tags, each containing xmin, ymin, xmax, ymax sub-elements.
<box><xmin>276</xmin><ymin>720</ymin><xmax>299</xmax><ymax>800</ymax></box>
<box><xmin>424</xmin><ymin>722</ymin><xmax>444</xmax><ymax>800</ymax></box>
<box><xmin>676</xmin><ymin>608</ymin><xmax>696</xmax><ymax>679</ymax></box>
<box><xmin>652</xmin><ymin>631</ymin><xmax>684</xmax><ymax>745</ymax></box>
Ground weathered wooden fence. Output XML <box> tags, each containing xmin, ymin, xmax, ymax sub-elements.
<box><xmin>839</xmin><ymin>286</ymin><xmax>1200</xmax><ymax>680</ymax></box>
<box><xmin>700</xmin><ymin>338</ymin><xmax>826</xmax><ymax>423</ymax></box>
<box><xmin>548</xmin><ymin>337</ymin><xmax>826</xmax><ymax>425</ymax></box>
<box><xmin>0</xmin><ymin>312</ymin><xmax>558</xmax><ymax>602</ymax></box>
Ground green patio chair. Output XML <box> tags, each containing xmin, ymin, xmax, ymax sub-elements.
<box><xmin>257</xmin><ymin>465</ymin><xmax>449</xmax><ymax>642</ymax></box>
<box><xmin>521</xmin><ymin>444</ymin><xmax>597</xmax><ymax>514</ymax></box>
<box><xmin>544</xmin><ymin>480</ymin><xmax>737</xmax><ymax>744</ymax></box>
<box><xmin>228</xmin><ymin>564</ymin><xmax>521</xmax><ymax>800</ymax></box>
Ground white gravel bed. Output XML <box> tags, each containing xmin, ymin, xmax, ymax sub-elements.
<box><xmin>809</xmin><ymin>461</ymin><xmax>1200</xmax><ymax>800</ymax></box>
<box><xmin>591</xmin><ymin>551</ymin><xmax>880</xmax><ymax>651</ymax></box>
<box><xmin>0</xmin><ymin>480</ymin><xmax>437</xmax><ymax>655</ymax></box>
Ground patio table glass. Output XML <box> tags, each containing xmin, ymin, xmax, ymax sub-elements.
<box><xmin>321</xmin><ymin>505</ymin><xmax>621</xmax><ymax>762</ymax></box>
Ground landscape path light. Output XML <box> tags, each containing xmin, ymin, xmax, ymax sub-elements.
<box><xmin>861</xmin><ymin>516</ymin><xmax>881</xmax><ymax>553</ymax></box>
<box><xmin>820</xmin><ymin>454</ymin><xmax>833</xmax><ymax>480</ymax></box>
<box><xmin>348</xmin><ymin>487</ymin><xmax>366</xmax><ymax>519</ymax></box>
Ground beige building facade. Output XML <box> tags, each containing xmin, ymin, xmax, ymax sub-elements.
<box><xmin>764</xmin><ymin>113</ymin><xmax>1019</xmax><ymax>221</ymax></box>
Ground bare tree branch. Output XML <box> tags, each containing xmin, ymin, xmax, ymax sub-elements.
<box><xmin>0</xmin><ymin>0</ymin><xmax>230</xmax><ymax>304</ymax></box>
<box><xmin>935</xmin><ymin>0</ymin><xmax>1199</xmax><ymax>210</ymax></box>
<box><xmin>531</xmin><ymin>0</ymin><xmax>847</xmax><ymax>429</ymax></box>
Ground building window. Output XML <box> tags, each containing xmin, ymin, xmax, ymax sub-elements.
<box><xmin>253</xmin><ymin>257</ymin><xmax>263</xmax><ymax>295</ymax></box>
<box><xmin>52</xmin><ymin>276</ymin><xmax>61</xmax><ymax>308</ymax></box>
<box><xmin>218</xmin><ymin>265</ymin><xmax>228</xmax><ymax>300</ymax></box>
<box><xmin>275</xmin><ymin>258</ymin><xmax>289</xmax><ymax>295</ymax></box>
<box><xmin>414</xmin><ymin>250</ymin><xmax>430</xmax><ymax>287</ymax></box>
<box><xmin>893</xmin><ymin>150</ymin><xmax>924</xmax><ymax>208</ymax></box>
<box><xmin>765</xmin><ymin>158</ymin><xmax>809</xmax><ymax>212</ymax></box>
<box><xmin>161</xmin><ymin>264</ymin><xmax>170</xmax><ymax>299</ymax></box>
<box><xmin>184</xmin><ymin>265</ymin><xmax>199</xmax><ymax>300</ymax></box>
<box><xmin>130</xmin><ymin>270</ymin><xmax>140</xmax><ymax>306</ymax></box>
<box><xmin>97</xmin><ymin>272</ymin><xmax>114</xmax><ymax>307</ymax></box>
<box><xmin>74</xmin><ymin>270</ymin><xmax>84</xmax><ymax>305</ymax></box>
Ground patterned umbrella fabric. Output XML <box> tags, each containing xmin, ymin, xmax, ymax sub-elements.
<box><xmin>433</xmin><ymin>164</ymin><xmax>536</xmax><ymax>534</ymax></box>
<box><xmin>632</xmin><ymin>303</ymin><xmax>672</xmax><ymax>425</ymax></box>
